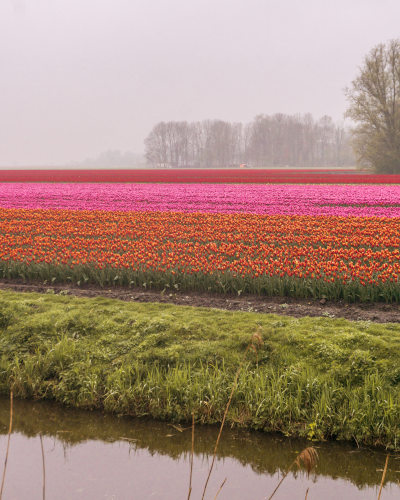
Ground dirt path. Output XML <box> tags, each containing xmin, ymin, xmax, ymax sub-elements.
<box><xmin>0</xmin><ymin>278</ymin><xmax>399</xmax><ymax>324</ymax></box>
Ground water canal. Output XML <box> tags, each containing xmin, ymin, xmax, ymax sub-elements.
<box><xmin>0</xmin><ymin>397</ymin><xmax>399</xmax><ymax>499</ymax></box>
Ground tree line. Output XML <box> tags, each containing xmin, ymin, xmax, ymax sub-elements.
<box><xmin>144</xmin><ymin>114</ymin><xmax>354</xmax><ymax>168</ymax></box>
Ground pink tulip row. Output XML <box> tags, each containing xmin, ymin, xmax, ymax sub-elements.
<box><xmin>1</xmin><ymin>182</ymin><xmax>400</xmax><ymax>217</ymax></box>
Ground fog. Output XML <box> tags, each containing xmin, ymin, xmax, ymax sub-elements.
<box><xmin>1</xmin><ymin>0</ymin><xmax>399</xmax><ymax>167</ymax></box>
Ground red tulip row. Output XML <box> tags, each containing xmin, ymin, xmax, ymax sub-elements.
<box><xmin>0</xmin><ymin>169</ymin><xmax>396</xmax><ymax>184</ymax></box>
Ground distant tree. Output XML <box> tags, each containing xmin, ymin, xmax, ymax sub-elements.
<box><xmin>317</xmin><ymin>115</ymin><xmax>335</xmax><ymax>166</ymax></box>
<box><xmin>144</xmin><ymin>122</ymin><xmax>169</xmax><ymax>165</ymax></box>
<box><xmin>344</xmin><ymin>39</ymin><xmax>400</xmax><ymax>173</ymax></box>
<box><xmin>190</xmin><ymin>121</ymin><xmax>207</xmax><ymax>167</ymax></box>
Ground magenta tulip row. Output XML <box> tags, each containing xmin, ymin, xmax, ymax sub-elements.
<box><xmin>1</xmin><ymin>182</ymin><xmax>400</xmax><ymax>217</ymax></box>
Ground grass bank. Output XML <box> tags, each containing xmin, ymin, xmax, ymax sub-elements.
<box><xmin>1</xmin><ymin>290</ymin><xmax>400</xmax><ymax>448</ymax></box>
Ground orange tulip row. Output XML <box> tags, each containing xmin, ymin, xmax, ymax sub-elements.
<box><xmin>0</xmin><ymin>208</ymin><xmax>399</xmax><ymax>291</ymax></box>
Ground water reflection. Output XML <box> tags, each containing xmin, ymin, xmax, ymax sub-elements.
<box><xmin>0</xmin><ymin>397</ymin><xmax>399</xmax><ymax>499</ymax></box>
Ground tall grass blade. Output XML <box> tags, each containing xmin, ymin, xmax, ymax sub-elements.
<box><xmin>201</xmin><ymin>332</ymin><xmax>262</xmax><ymax>500</ymax></box>
<box><xmin>267</xmin><ymin>447</ymin><xmax>318</xmax><ymax>500</ymax></box>
<box><xmin>0</xmin><ymin>391</ymin><xmax>13</xmax><ymax>500</ymax></box>
<box><xmin>187</xmin><ymin>411</ymin><xmax>195</xmax><ymax>500</ymax></box>
<box><xmin>377</xmin><ymin>455</ymin><xmax>389</xmax><ymax>500</ymax></box>
<box><xmin>212</xmin><ymin>478</ymin><xmax>227</xmax><ymax>500</ymax></box>
<box><xmin>40</xmin><ymin>434</ymin><xmax>46</xmax><ymax>500</ymax></box>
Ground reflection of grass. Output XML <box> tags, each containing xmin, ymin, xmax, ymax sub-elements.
<box><xmin>1</xmin><ymin>290</ymin><xmax>400</xmax><ymax>447</ymax></box>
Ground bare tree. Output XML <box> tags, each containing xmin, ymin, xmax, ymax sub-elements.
<box><xmin>144</xmin><ymin>122</ymin><xmax>169</xmax><ymax>165</ymax></box>
<box><xmin>344</xmin><ymin>38</ymin><xmax>400</xmax><ymax>172</ymax></box>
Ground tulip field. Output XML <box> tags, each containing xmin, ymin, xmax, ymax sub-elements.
<box><xmin>2</xmin><ymin>179</ymin><xmax>400</xmax><ymax>302</ymax></box>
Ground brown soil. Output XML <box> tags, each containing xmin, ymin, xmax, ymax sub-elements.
<box><xmin>0</xmin><ymin>277</ymin><xmax>399</xmax><ymax>324</ymax></box>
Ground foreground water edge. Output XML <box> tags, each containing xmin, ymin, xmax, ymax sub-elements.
<box><xmin>0</xmin><ymin>397</ymin><xmax>400</xmax><ymax>499</ymax></box>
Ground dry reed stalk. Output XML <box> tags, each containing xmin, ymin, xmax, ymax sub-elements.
<box><xmin>266</xmin><ymin>447</ymin><xmax>319</xmax><ymax>500</ymax></box>
<box><xmin>0</xmin><ymin>391</ymin><xmax>13</xmax><ymax>500</ymax></box>
<box><xmin>296</xmin><ymin>448</ymin><xmax>319</xmax><ymax>478</ymax></box>
<box><xmin>40</xmin><ymin>434</ymin><xmax>46</xmax><ymax>500</ymax></box>
<box><xmin>212</xmin><ymin>478</ymin><xmax>227</xmax><ymax>500</ymax></box>
<box><xmin>187</xmin><ymin>411</ymin><xmax>195</xmax><ymax>500</ymax></box>
<box><xmin>201</xmin><ymin>331</ymin><xmax>263</xmax><ymax>500</ymax></box>
<box><xmin>304</xmin><ymin>487</ymin><xmax>309</xmax><ymax>500</ymax></box>
<box><xmin>377</xmin><ymin>454</ymin><xmax>389</xmax><ymax>500</ymax></box>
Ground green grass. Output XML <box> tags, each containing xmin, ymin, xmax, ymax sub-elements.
<box><xmin>1</xmin><ymin>289</ymin><xmax>400</xmax><ymax>447</ymax></box>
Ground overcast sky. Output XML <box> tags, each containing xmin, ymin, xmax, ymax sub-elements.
<box><xmin>1</xmin><ymin>0</ymin><xmax>399</xmax><ymax>166</ymax></box>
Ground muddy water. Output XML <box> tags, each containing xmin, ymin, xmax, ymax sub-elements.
<box><xmin>0</xmin><ymin>398</ymin><xmax>399</xmax><ymax>500</ymax></box>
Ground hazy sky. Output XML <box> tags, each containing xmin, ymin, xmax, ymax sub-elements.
<box><xmin>1</xmin><ymin>0</ymin><xmax>400</xmax><ymax>166</ymax></box>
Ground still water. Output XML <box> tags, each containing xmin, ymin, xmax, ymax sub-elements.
<box><xmin>0</xmin><ymin>397</ymin><xmax>399</xmax><ymax>500</ymax></box>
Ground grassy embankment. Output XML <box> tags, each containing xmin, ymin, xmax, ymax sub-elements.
<box><xmin>1</xmin><ymin>289</ymin><xmax>400</xmax><ymax>448</ymax></box>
